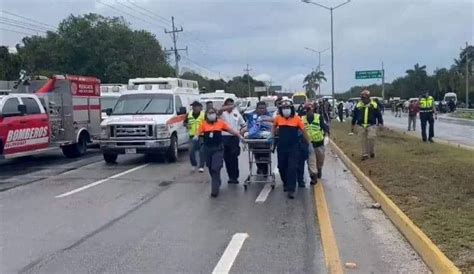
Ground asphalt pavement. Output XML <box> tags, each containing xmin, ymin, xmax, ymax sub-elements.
<box><xmin>0</xmin><ymin>147</ymin><xmax>428</xmax><ymax>273</ymax></box>
<box><xmin>382</xmin><ymin>111</ymin><xmax>474</xmax><ymax>147</ymax></box>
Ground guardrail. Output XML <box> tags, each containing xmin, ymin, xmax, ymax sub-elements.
<box><xmin>456</xmin><ymin>108</ymin><xmax>474</xmax><ymax>112</ymax></box>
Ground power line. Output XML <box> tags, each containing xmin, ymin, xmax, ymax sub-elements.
<box><xmin>165</xmin><ymin>16</ymin><xmax>187</xmax><ymax>77</ymax></box>
<box><xmin>0</xmin><ymin>16</ymin><xmax>53</xmax><ymax>32</ymax></box>
<box><xmin>182</xmin><ymin>56</ymin><xmax>220</xmax><ymax>76</ymax></box>
<box><xmin>114</xmin><ymin>0</ymin><xmax>168</xmax><ymax>29</ymax></box>
<box><xmin>0</xmin><ymin>27</ymin><xmax>35</xmax><ymax>36</ymax></box>
<box><xmin>0</xmin><ymin>20</ymin><xmax>47</xmax><ymax>33</ymax></box>
<box><xmin>126</xmin><ymin>0</ymin><xmax>171</xmax><ymax>24</ymax></box>
<box><xmin>97</xmin><ymin>0</ymin><xmax>157</xmax><ymax>27</ymax></box>
<box><xmin>0</xmin><ymin>9</ymin><xmax>56</xmax><ymax>29</ymax></box>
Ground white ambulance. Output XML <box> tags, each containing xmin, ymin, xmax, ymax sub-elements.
<box><xmin>99</xmin><ymin>77</ymin><xmax>200</xmax><ymax>163</ymax></box>
<box><xmin>100</xmin><ymin>84</ymin><xmax>126</xmax><ymax>120</ymax></box>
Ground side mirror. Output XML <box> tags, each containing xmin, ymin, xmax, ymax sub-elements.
<box><xmin>105</xmin><ymin>108</ymin><xmax>113</xmax><ymax>116</ymax></box>
<box><xmin>18</xmin><ymin>104</ymin><xmax>27</xmax><ymax>115</ymax></box>
<box><xmin>178</xmin><ymin>107</ymin><xmax>187</xmax><ymax>115</ymax></box>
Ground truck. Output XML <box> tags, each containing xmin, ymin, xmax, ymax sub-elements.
<box><xmin>0</xmin><ymin>75</ymin><xmax>101</xmax><ymax>159</ymax></box>
<box><xmin>99</xmin><ymin>77</ymin><xmax>200</xmax><ymax>163</ymax></box>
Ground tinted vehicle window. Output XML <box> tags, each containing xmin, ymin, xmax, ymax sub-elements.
<box><xmin>175</xmin><ymin>96</ymin><xmax>182</xmax><ymax>113</ymax></box>
<box><xmin>2</xmin><ymin>98</ymin><xmax>20</xmax><ymax>115</ymax></box>
<box><xmin>22</xmin><ymin>97</ymin><xmax>41</xmax><ymax>114</ymax></box>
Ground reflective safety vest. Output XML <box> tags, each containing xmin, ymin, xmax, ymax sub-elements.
<box><xmin>419</xmin><ymin>96</ymin><xmax>434</xmax><ymax>111</ymax></box>
<box><xmin>356</xmin><ymin>100</ymin><xmax>378</xmax><ymax>128</ymax></box>
<box><xmin>302</xmin><ymin>114</ymin><xmax>324</xmax><ymax>143</ymax></box>
<box><xmin>187</xmin><ymin>111</ymin><xmax>205</xmax><ymax>136</ymax></box>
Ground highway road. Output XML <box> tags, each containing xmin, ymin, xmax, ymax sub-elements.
<box><xmin>0</xmin><ymin>149</ymin><xmax>428</xmax><ymax>273</ymax></box>
<box><xmin>382</xmin><ymin>111</ymin><xmax>474</xmax><ymax>147</ymax></box>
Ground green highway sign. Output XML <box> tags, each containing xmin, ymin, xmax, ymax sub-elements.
<box><xmin>355</xmin><ymin>70</ymin><xmax>384</xmax><ymax>79</ymax></box>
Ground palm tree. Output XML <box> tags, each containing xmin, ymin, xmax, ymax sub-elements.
<box><xmin>405</xmin><ymin>63</ymin><xmax>428</xmax><ymax>97</ymax></box>
<box><xmin>303</xmin><ymin>70</ymin><xmax>327</xmax><ymax>98</ymax></box>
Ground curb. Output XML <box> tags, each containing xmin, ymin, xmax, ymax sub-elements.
<box><xmin>388</xmin><ymin>127</ymin><xmax>474</xmax><ymax>151</ymax></box>
<box><xmin>438</xmin><ymin>116</ymin><xmax>474</xmax><ymax>126</ymax></box>
<box><xmin>329</xmin><ymin>139</ymin><xmax>461</xmax><ymax>274</ymax></box>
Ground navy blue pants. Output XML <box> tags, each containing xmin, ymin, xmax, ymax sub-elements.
<box><xmin>278</xmin><ymin>147</ymin><xmax>300</xmax><ymax>193</ymax></box>
<box><xmin>420</xmin><ymin>112</ymin><xmax>434</xmax><ymax>141</ymax></box>
<box><xmin>223</xmin><ymin>136</ymin><xmax>240</xmax><ymax>181</ymax></box>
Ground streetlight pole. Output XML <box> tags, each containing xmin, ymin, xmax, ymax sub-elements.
<box><xmin>304</xmin><ymin>47</ymin><xmax>329</xmax><ymax>97</ymax></box>
<box><xmin>302</xmin><ymin>0</ymin><xmax>351</xmax><ymax>105</ymax></box>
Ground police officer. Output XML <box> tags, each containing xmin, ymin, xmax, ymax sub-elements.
<box><xmin>418</xmin><ymin>91</ymin><xmax>437</xmax><ymax>142</ymax></box>
<box><xmin>196</xmin><ymin>108</ymin><xmax>245</xmax><ymax>197</ymax></box>
<box><xmin>302</xmin><ymin>102</ymin><xmax>329</xmax><ymax>185</ymax></box>
<box><xmin>351</xmin><ymin>90</ymin><xmax>384</xmax><ymax>160</ymax></box>
<box><xmin>183</xmin><ymin>101</ymin><xmax>205</xmax><ymax>172</ymax></box>
<box><xmin>273</xmin><ymin>99</ymin><xmax>310</xmax><ymax>199</ymax></box>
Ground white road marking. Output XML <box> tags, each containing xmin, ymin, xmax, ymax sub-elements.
<box><xmin>55</xmin><ymin>164</ymin><xmax>149</xmax><ymax>198</ymax></box>
<box><xmin>255</xmin><ymin>184</ymin><xmax>272</xmax><ymax>203</ymax></box>
<box><xmin>212</xmin><ymin>233</ymin><xmax>249</xmax><ymax>274</ymax></box>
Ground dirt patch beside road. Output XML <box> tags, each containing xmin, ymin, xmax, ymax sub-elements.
<box><xmin>330</xmin><ymin>121</ymin><xmax>474</xmax><ymax>273</ymax></box>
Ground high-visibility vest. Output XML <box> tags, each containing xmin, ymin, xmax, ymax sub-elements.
<box><xmin>187</xmin><ymin>111</ymin><xmax>204</xmax><ymax>136</ymax></box>
<box><xmin>302</xmin><ymin>114</ymin><xmax>324</xmax><ymax>143</ymax></box>
<box><xmin>419</xmin><ymin>96</ymin><xmax>434</xmax><ymax>111</ymax></box>
<box><xmin>356</xmin><ymin>100</ymin><xmax>378</xmax><ymax>128</ymax></box>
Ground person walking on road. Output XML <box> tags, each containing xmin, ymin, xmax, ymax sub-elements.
<box><xmin>302</xmin><ymin>103</ymin><xmax>329</xmax><ymax>185</ymax></box>
<box><xmin>395</xmin><ymin>101</ymin><xmax>403</xmax><ymax>118</ymax></box>
<box><xmin>197</xmin><ymin>108</ymin><xmax>245</xmax><ymax>197</ymax></box>
<box><xmin>273</xmin><ymin>99</ymin><xmax>310</xmax><ymax>199</ymax></box>
<box><xmin>337</xmin><ymin>101</ymin><xmax>344</xmax><ymax>122</ymax></box>
<box><xmin>183</xmin><ymin>101</ymin><xmax>205</xmax><ymax>172</ymax></box>
<box><xmin>351</xmin><ymin>90</ymin><xmax>384</xmax><ymax>161</ymax></box>
<box><xmin>407</xmin><ymin>100</ymin><xmax>419</xmax><ymax>131</ymax></box>
<box><xmin>219</xmin><ymin>98</ymin><xmax>246</xmax><ymax>184</ymax></box>
<box><xmin>418</xmin><ymin>91</ymin><xmax>437</xmax><ymax>142</ymax></box>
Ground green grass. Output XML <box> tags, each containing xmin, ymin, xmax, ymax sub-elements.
<box><xmin>331</xmin><ymin>121</ymin><xmax>474</xmax><ymax>273</ymax></box>
<box><xmin>450</xmin><ymin>112</ymin><xmax>474</xmax><ymax>120</ymax></box>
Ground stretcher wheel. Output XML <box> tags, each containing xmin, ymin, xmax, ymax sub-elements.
<box><xmin>271</xmin><ymin>185</ymin><xmax>275</xmax><ymax>189</ymax></box>
<box><xmin>244</xmin><ymin>185</ymin><xmax>248</xmax><ymax>191</ymax></box>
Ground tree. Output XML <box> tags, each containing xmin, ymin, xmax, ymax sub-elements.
<box><xmin>2</xmin><ymin>13</ymin><xmax>174</xmax><ymax>82</ymax></box>
<box><xmin>303</xmin><ymin>70</ymin><xmax>327</xmax><ymax>98</ymax></box>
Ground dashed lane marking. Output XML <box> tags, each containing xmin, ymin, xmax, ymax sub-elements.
<box><xmin>212</xmin><ymin>233</ymin><xmax>249</xmax><ymax>274</ymax></box>
<box><xmin>55</xmin><ymin>164</ymin><xmax>149</xmax><ymax>198</ymax></box>
<box><xmin>255</xmin><ymin>184</ymin><xmax>272</xmax><ymax>203</ymax></box>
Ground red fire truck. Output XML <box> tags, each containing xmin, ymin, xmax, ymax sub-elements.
<box><xmin>0</xmin><ymin>75</ymin><xmax>101</xmax><ymax>159</ymax></box>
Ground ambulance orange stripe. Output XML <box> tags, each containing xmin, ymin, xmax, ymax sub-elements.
<box><xmin>166</xmin><ymin>114</ymin><xmax>186</xmax><ymax>125</ymax></box>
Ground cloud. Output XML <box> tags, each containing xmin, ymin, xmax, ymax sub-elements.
<box><xmin>254</xmin><ymin>73</ymin><xmax>272</xmax><ymax>82</ymax></box>
<box><xmin>1</xmin><ymin>0</ymin><xmax>472</xmax><ymax>93</ymax></box>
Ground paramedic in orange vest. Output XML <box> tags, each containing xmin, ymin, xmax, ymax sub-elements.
<box><xmin>272</xmin><ymin>99</ymin><xmax>311</xmax><ymax>199</ymax></box>
<box><xmin>183</xmin><ymin>101</ymin><xmax>205</xmax><ymax>172</ymax></box>
<box><xmin>196</xmin><ymin>107</ymin><xmax>245</xmax><ymax>198</ymax></box>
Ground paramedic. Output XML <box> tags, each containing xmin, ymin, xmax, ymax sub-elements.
<box><xmin>183</xmin><ymin>101</ymin><xmax>205</xmax><ymax>172</ymax></box>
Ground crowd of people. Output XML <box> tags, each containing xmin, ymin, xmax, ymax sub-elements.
<box><xmin>184</xmin><ymin>96</ymin><xmax>330</xmax><ymax>199</ymax></box>
<box><xmin>184</xmin><ymin>88</ymin><xmax>439</xmax><ymax>198</ymax></box>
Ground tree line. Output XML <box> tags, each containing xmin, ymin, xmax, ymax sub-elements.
<box><xmin>338</xmin><ymin>47</ymin><xmax>473</xmax><ymax>104</ymax></box>
<box><xmin>0</xmin><ymin>13</ymin><xmax>265</xmax><ymax>97</ymax></box>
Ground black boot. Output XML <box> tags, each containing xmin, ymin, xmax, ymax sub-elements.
<box><xmin>317</xmin><ymin>168</ymin><xmax>322</xmax><ymax>179</ymax></box>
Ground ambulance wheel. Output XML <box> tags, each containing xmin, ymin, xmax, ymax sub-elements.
<box><xmin>103</xmin><ymin>153</ymin><xmax>118</xmax><ymax>164</ymax></box>
<box><xmin>167</xmin><ymin>135</ymin><xmax>178</xmax><ymax>162</ymax></box>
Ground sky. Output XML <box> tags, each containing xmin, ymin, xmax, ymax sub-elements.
<box><xmin>1</xmin><ymin>0</ymin><xmax>473</xmax><ymax>94</ymax></box>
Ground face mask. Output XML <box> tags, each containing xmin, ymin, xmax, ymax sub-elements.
<box><xmin>207</xmin><ymin>113</ymin><xmax>217</xmax><ymax>121</ymax></box>
<box><xmin>282</xmin><ymin>108</ymin><xmax>291</xmax><ymax>117</ymax></box>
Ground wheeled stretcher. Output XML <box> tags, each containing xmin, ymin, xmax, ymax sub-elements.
<box><xmin>243</xmin><ymin>138</ymin><xmax>276</xmax><ymax>190</ymax></box>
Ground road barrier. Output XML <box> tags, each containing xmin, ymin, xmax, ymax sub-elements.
<box><xmin>329</xmin><ymin>140</ymin><xmax>461</xmax><ymax>274</ymax></box>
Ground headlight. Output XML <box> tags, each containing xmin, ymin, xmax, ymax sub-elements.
<box><xmin>155</xmin><ymin>124</ymin><xmax>170</xmax><ymax>138</ymax></box>
<box><xmin>100</xmin><ymin>126</ymin><xmax>108</xmax><ymax>139</ymax></box>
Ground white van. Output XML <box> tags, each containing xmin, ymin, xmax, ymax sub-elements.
<box><xmin>443</xmin><ymin>92</ymin><xmax>457</xmax><ymax>105</ymax></box>
<box><xmin>99</xmin><ymin>77</ymin><xmax>200</xmax><ymax>163</ymax></box>
<box><xmin>200</xmin><ymin>90</ymin><xmax>238</xmax><ymax>110</ymax></box>
<box><xmin>100</xmin><ymin>84</ymin><xmax>126</xmax><ymax>120</ymax></box>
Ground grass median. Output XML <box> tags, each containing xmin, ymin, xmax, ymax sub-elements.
<box><xmin>330</xmin><ymin>120</ymin><xmax>474</xmax><ymax>273</ymax></box>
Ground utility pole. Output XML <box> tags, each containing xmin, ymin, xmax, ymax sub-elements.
<box><xmin>382</xmin><ymin>62</ymin><xmax>385</xmax><ymax>100</ymax></box>
<box><xmin>165</xmin><ymin>16</ymin><xmax>187</xmax><ymax>77</ymax></box>
<box><xmin>304</xmin><ymin>47</ymin><xmax>329</xmax><ymax>97</ymax></box>
<box><xmin>463</xmin><ymin>42</ymin><xmax>470</xmax><ymax>106</ymax></box>
<box><xmin>244</xmin><ymin>64</ymin><xmax>252</xmax><ymax>97</ymax></box>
